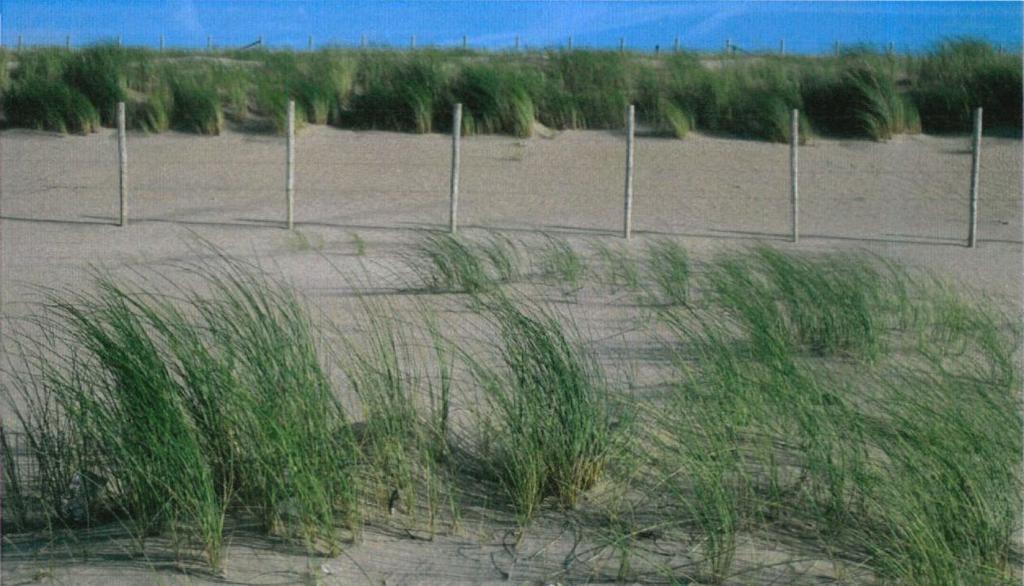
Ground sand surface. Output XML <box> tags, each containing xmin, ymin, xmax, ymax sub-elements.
<box><xmin>0</xmin><ymin>126</ymin><xmax>1020</xmax><ymax>584</ymax></box>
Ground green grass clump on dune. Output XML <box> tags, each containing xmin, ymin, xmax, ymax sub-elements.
<box><xmin>336</xmin><ymin>300</ymin><xmax>456</xmax><ymax>531</ymax></box>
<box><xmin>448</xmin><ymin>62</ymin><xmax>537</xmax><ymax>137</ymax></box>
<box><xmin>467</xmin><ymin>294</ymin><xmax>622</xmax><ymax>523</ymax></box>
<box><xmin>644</xmin><ymin>238</ymin><xmax>691</xmax><ymax>305</ymax></box>
<box><xmin>3</xmin><ymin>77</ymin><xmax>100</xmax><ymax>133</ymax></box>
<box><xmin>803</xmin><ymin>60</ymin><xmax>920</xmax><ymax>140</ymax></box>
<box><xmin>1</xmin><ymin>39</ymin><xmax>1017</xmax><ymax>140</ymax></box>
<box><xmin>536</xmin><ymin>51</ymin><xmax>635</xmax><ymax>130</ymax></box>
<box><xmin>2</xmin><ymin>48</ymin><xmax>100</xmax><ymax>133</ymax></box>
<box><xmin>0</xmin><ymin>50</ymin><xmax>7</xmax><ymax>91</ymax></box>
<box><xmin>538</xmin><ymin>235</ymin><xmax>586</xmax><ymax>290</ymax></box>
<box><xmin>3</xmin><ymin>256</ymin><xmax>360</xmax><ymax>567</ymax></box>
<box><xmin>2</xmin><ymin>242</ymin><xmax>1019</xmax><ymax>583</ymax></box>
<box><xmin>127</xmin><ymin>83</ymin><xmax>172</xmax><ymax>133</ymax></box>
<box><xmin>410</xmin><ymin>232</ymin><xmax>521</xmax><ymax>293</ymax></box>
<box><xmin>344</xmin><ymin>52</ymin><xmax>451</xmax><ymax>133</ymax></box>
<box><xmin>707</xmin><ymin>247</ymin><xmax>891</xmax><ymax>359</ymax></box>
<box><xmin>63</xmin><ymin>45</ymin><xmax>128</xmax><ymax>126</ymax></box>
<box><xmin>254</xmin><ymin>51</ymin><xmax>356</xmax><ymax>131</ymax></box>
<box><xmin>169</xmin><ymin>76</ymin><xmax>223</xmax><ymax>134</ymax></box>
<box><xmin>913</xmin><ymin>38</ymin><xmax>1022</xmax><ymax>133</ymax></box>
<box><xmin>649</xmin><ymin>246</ymin><xmax>1021</xmax><ymax>584</ymax></box>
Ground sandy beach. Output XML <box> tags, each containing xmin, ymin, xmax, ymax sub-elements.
<box><xmin>1</xmin><ymin>126</ymin><xmax>1021</xmax><ymax>584</ymax></box>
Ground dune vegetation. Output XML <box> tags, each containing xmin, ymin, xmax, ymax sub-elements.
<box><xmin>0</xmin><ymin>38</ymin><xmax>1018</xmax><ymax>141</ymax></box>
<box><xmin>2</xmin><ymin>235</ymin><xmax>1019</xmax><ymax>584</ymax></box>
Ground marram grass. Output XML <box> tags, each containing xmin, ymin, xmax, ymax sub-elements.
<box><xmin>2</xmin><ymin>39</ymin><xmax>1016</xmax><ymax>140</ymax></box>
<box><xmin>2</xmin><ymin>243</ymin><xmax>1019</xmax><ymax>584</ymax></box>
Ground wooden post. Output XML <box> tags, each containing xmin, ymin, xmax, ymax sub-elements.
<box><xmin>17</xmin><ymin>35</ymin><xmax>22</xmax><ymax>51</ymax></box>
<box><xmin>674</xmin><ymin>35</ymin><xmax>680</xmax><ymax>52</ymax></box>
<box><xmin>968</xmin><ymin>107</ymin><xmax>983</xmax><ymax>248</ymax></box>
<box><xmin>449</xmin><ymin>104</ymin><xmax>462</xmax><ymax>234</ymax></box>
<box><xmin>462</xmin><ymin>35</ymin><xmax>467</xmax><ymax>49</ymax></box>
<box><xmin>619</xmin><ymin>37</ymin><xmax>625</xmax><ymax>52</ymax></box>
<box><xmin>286</xmin><ymin>100</ymin><xmax>295</xmax><ymax>230</ymax></box>
<box><xmin>410</xmin><ymin>35</ymin><xmax>416</xmax><ymax>50</ymax></box>
<box><xmin>65</xmin><ymin>35</ymin><xmax>71</xmax><ymax>50</ymax></box>
<box><xmin>117</xmin><ymin>102</ymin><xmax>128</xmax><ymax>227</ymax></box>
<box><xmin>725</xmin><ymin>38</ymin><xmax>730</xmax><ymax>54</ymax></box>
<box><xmin>779</xmin><ymin>39</ymin><xmax>785</xmax><ymax>55</ymax></box>
<box><xmin>790</xmin><ymin>109</ymin><xmax>799</xmax><ymax>243</ymax></box>
<box><xmin>308</xmin><ymin>35</ymin><xmax>313</xmax><ymax>51</ymax></box>
<box><xmin>207</xmin><ymin>35</ymin><xmax>212</xmax><ymax>51</ymax></box>
<box><xmin>623</xmin><ymin>104</ymin><xmax>636</xmax><ymax>240</ymax></box>
<box><xmin>160</xmin><ymin>34</ymin><xmax>165</xmax><ymax>51</ymax></box>
<box><xmin>834</xmin><ymin>40</ymin><xmax>840</xmax><ymax>56</ymax></box>
<box><xmin>568</xmin><ymin>35</ymin><xmax>573</xmax><ymax>50</ymax></box>
<box><xmin>515</xmin><ymin>35</ymin><xmax>520</xmax><ymax>50</ymax></box>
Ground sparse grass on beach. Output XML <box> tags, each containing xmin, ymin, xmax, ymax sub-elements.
<box><xmin>2</xmin><ymin>243</ymin><xmax>1019</xmax><ymax>583</ymax></box>
<box><xmin>539</xmin><ymin>235</ymin><xmax>587</xmax><ymax>290</ymax></box>
<box><xmin>643</xmin><ymin>246</ymin><xmax>1021</xmax><ymax>584</ymax></box>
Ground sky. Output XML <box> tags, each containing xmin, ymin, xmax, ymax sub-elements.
<box><xmin>1</xmin><ymin>1</ymin><xmax>1020</xmax><ymax>55</ymax></box>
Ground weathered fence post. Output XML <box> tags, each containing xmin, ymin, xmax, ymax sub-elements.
<box><xmin>619</xmin><ymin>37</ymin><xmax>625</xmax><ymax>52</ymax></box>
<box><xmin>834</xmin><ymin>40</ymin><xmax>840</xmax><ymax>56</ymax></box>
<box><xmin>779</xmin><ymin>38</ymin><xmax>785</xmax><ymax>55</ymax></box>
<box><xmin>968</xmin><ymin>107</ymin><xmax>983</xmax><ymax>248</ymax></box>
<box><xmin>286</xmin><ymin>100</ymin><xmax>295</xmax><ymax>230</ymax></box>
<box><xmin>308</xmin><ymin>35</ymin><xmax>313</xmax><ymax>51</ymax></box>
<box><xmin>117</xmin><ymin>102</ymin><xmax>128</xmax><ymax>227</ymax></box>
<box><xmin>674</xmin><ymin>35</ymin><xmax>680</xmax><ymax>53</ymax></box>
<box><xmin>462</xmin><ymin>35</ymin><xmax>467</xmax><ymax>50</ymax></box>
<box><xmin>568</xmin><ymin>35</ymin><xmax>573</xmax><ymax>51</ymax></box>
<box><xmin>514</xmin><ymin>35</ymin><xmax>520</xmax><ymax>51</ymax></box>
<box><xmin>65</xmin><ymin>35</ymin><xmax>71</xmax><ymax>50</ymax></box>
<box><xmin>410</xmin><ymin>35</ymin><xmax>416</xmax><ymax>50</ymax></box>
<box><xmin>790</xmin><ymin>109</ymin><xmax>799</xmax><ymax>243</ymax></box>
<box><xmin>449</xmin><ymin>104</ymin><xmax>462</xmax><ymax>234</ymax></box>
<box><xmin>623</xmin><ymin>104</ymin><xmax>636</xmax><ymax>240</ymax></box>
<box><xmin>724</xmin><ymin>38</ymin><xmax>730</xmax><ymax>54</ymax></box>
<box><xmin>207</xmin><ymin>35</ymin><xmax>213</xmax><ymax>51</ymax></box>
<box><xmin>160</xmin><ymin>34</ymin><xmax>165</xmax><ymax>51</ymax></box>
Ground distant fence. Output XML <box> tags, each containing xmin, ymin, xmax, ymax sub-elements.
<box><xmin>5</xmin><ymin>34</ymin><xmax>942</xmax><ymax>56</ymax></box>
<box><xmin>104</xmin><ymin>101</ymin><xmax>989</xmax><ymax>248</ymax></box>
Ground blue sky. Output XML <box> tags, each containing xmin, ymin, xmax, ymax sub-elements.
<box><xmin>2</xmin><ymin>1</ymin><xmax>1020</xmax><ymax>54</ymax></box>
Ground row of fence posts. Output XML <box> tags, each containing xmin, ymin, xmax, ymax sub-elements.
<box><xmin>112</xmin><ymin>101</ymin><xmax>985</xmax><ymax>247</ymax></box>
<box><xmin>10</xmin><ymin>33</ymin><xmax>917</xmax><ymax>56</ymax></box>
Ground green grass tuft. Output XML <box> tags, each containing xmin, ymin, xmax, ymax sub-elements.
<box><xmin>538</xmin><ymin>235</ymin><xmax>586</xmax><ymax>291</ymax></box>
<box><xmin>170</xmin><ymin>76</ymin><xmax>223</xmax><ymax>134</ymax></box>
<box><xmin>644</xmin><ymin>238</ymin><xmax>691</xmax><ymax>305</ymax></box>
<box><xmin>3</xmin><ymin>77</ymin><xmax>100</xmax><ymax>134</ymax></box>
<box><xmin>467</xmin><ymin>294</ymin><xmax>621</xmax><ymax>523</ymax></box>
<box><xmin>411</xmin><ymin>232</ymin><xmax>520</xmax><ymax>293</ymax></box>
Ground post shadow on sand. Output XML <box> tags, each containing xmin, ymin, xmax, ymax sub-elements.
<box><xmin>2</xmin><ymin>214</ymin><xmax>1017</xmax><ymax>247</ymax></box>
